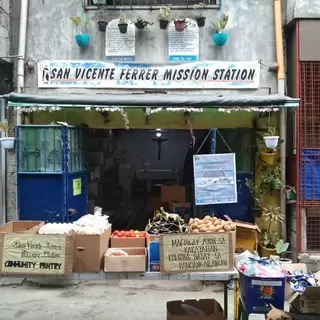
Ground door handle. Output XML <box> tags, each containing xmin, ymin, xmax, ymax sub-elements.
<box><xmin>68</xmin><ymin>208</ymin><xmax>77</xmax><ymax>216</ymax></box>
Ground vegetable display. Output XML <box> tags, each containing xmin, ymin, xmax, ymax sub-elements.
<box><xmin>188</xmin><ymin>216</ymin><xmax>236</xmax><ymax>233</ymax></box>
<box><xmin>112</xmin><ymin>230</ymin><xmax>146</xmax><ymax>238</ymax></box>
<box><xmin>145</xmin><ymin>207</ymin><xmax>188</xmax><ymax>234</ymax></box>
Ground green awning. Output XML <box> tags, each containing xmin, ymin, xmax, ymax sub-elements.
<box><xmin>4</xmin><ymin>92</ymin><xmax>299</xmax><ymax>108</ymax></box>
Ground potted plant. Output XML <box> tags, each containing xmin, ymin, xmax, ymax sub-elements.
<box><xmin>285</xmin><ymin>185</ymin><xmax>296</xmax><ymax>203</ymax></box>
<box><xmin>118</xmin><ymin>13</ymin><xmax>129</xmax><ymax>34</ymax></box>
<box><xmin>260</xmin><ymin>165</ymin><xmax>283</xmax><ymax>192</ymax></box>
<box><xmin>211</xmin><ymin>13</ymin><xmax>229</xmax><ymax>46</ymax></box>
<box><xmin>193</xmin><ymin>2</ymin><xmax>206</xmax><ymax>27</ymax></box>
<box><xmin>245</xmin><ymin>178</ymin><xmax>265</xmax><ymax>217</ymax></box>
<box><xmin>97</xmin><ymin>7</ymin><xmax>108</xmax><ymax>32</ymax></box>
<box><xmin>134</xmin><ymin>17</ymin><xmax>153</xmax><ymax>30</ymax></box>
<box><xmin>274</xmin><ymin>239</ymin><xmax>292</xmax><ymax>264</ymax></box>
<box><xmin>0</xmin><ymin>119</ymin><xmax>15</xmax><ymax>149</ymax></box>
<box><xmin>174</xmin><ymin>16</ymin><xmax>187</xmax><ymax>32</ymax></box>
<box><xmin>264</xmin><ymin>125</ymin><xmax>279</xmax><ymax>149</ymax></box>
<box><xmin>260</xmin><ymin>205</ymin><xmax>283</xmax><ymax>257</ymax></box>
<box><xmin>157</xmin><ymin>5</ymin><xmax>171</xmax><ymax>30</ymax></box>
<box><xmin>70</xmin><ymin>16</ymin><xmax>91</xmax><ymax>47</ymax></box>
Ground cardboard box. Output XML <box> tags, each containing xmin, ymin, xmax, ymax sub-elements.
<box><xmin>224</xmin><ymin>215</ymin><xmax>261</xmax><ymax>253</ymax></box>
<box><xmin>104</xmin><ymin>247</ymin><xmax>146</xmax><ymax>272</ymax></box>
<box><xmin>147</xmin><ymin>234</ymin><xmax>160</xmax><ymax>272</ymax></box>
<box><xmin>73</xmin><ymin>225</ymin><xmax>111</xmax><ymax>273</ymax></box>
<box><xmin>147</xmin><ymin>197</ymin><xmax>161</xmax><ymax>213</ymax></box>
<box><xmin>285</xmin><ymin>263</ymin><xmax>320</xmax><ymax>314</ymax></box>
<box><xmin>167</xmin><ymin>299</ymin><xmax>224</xmax><ymax>320</ymax></box>
<box><xmin>0</xmin><ymin>233</ymin><xmax>73</xmax><ymax>275</ymax></box>
<box><xmin>110</xmin><ymin>234</ymin><xmax>146</xmax><ymax>248</ymax></box>
<box><xmin>0</xmin><ymin>221</ymin><xmax>44</xmax><ymax>233</ymax></box>
<box><xmin>160</xmin><ymin>232</ymin><xmax>235</xmax><ymax>273</ymax></box>
<box><xmin>161</xmin><ymin>186</ymin><xmax>186</xmax><ymax>205</ymax></box>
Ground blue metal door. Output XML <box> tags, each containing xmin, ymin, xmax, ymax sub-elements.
<box><xmin>17</xmin><ymin>125</ymin><xmax>87</xmax><ymax>222</ymax></box>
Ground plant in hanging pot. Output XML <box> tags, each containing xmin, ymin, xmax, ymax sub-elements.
<box><xmin>70</xmin><ymin>16</ymin><xmax>91</xmax><ymax>47</ymax></box>
<box><xmin>193</xmin><ymin>2</ymin><xmax>206</xmax><ymax>27</ymax></box>
<box><xmin>245</xmin><ymin>178</ymin><xmax>266</xmax><ymax>218</ymax></box>
<box><xmin>97</xmin><ymin>7</ymin><xmax>108</xmax><ymax>32</ymax></box>
<box><xmin>264</xmin><ymin>125</ymin><xmax>279</xmax><ymax>149</ymax></box>
<box><xmin>0</xmin><ymin>119</ymin><xmax>15</xmax><ymax>150</ymax></box>
<box><xmin>157</xmin><ymin>5</ymin><xmax>171</xmax><ymax>30</ymax></box>
<box><xmin>118</xmin><ymin>14</ymin><xmax>129</xmax><ymax>34</ymax></box>
<box><xmin>260</xmin><ymin>205</ymin><xmax>283</xmax><ymax>257</ymax></box>
<box><xmin>174</xmin><ymin>16</ymin><xmax>187</xmax><ymax>32</ymax></box>
<box><xmin>211</xmin><ymin>13</ymin><xmax>229</xmax><ymax>46</ymax></box>
<box><xmin>134</xmin><ymin>17</ymin><xmax>153</xmax><ymax>30</ymax></box>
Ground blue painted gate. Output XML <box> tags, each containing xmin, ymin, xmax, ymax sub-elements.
<box><xmin>16</xmin><ymin>125</ymin><xmax>87</xmax><ymax>222</ymax></box>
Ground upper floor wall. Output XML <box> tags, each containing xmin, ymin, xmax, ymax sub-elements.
<box><xmin>25</xmin><ymin>0</ymin><xmax>278</xmax><ymax>95</ymax></box>
<box><xmin>0</xmin><ymin>0</ymin><xmax>11</xmax><ymax>62</ymax></box>
<box><xmin>286</xmin><ymin>0</ymin><xmax>320</xmax><ymax>23</ymax></box>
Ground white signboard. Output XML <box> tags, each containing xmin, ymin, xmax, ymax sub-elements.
<box><xmin>193</xmin><ymin>153</ymin><xmax>238</xmax><ymax>206</ymax></box>
<box><xmin>105</xmin><ymin>19</ymin><xmax>135</xmax><ymax>61</ymax></box>
<box><xmin>37</xmin><ymin>60</ymin><xmax>261</xmax><ymax>89</ymax></box>
<box><xmin>168</xmin><ymin>18</ymin><xmax>199</xmax><ymax>62</ymax></box>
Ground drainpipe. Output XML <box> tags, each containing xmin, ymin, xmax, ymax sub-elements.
<box><xmin>274</xmin><ymin>0</ymin><xmax>287</xmax><ymax>240</ymax></box>
<box><xmin>16</xmin><ymin>0</ymin><xmax>29</xmax><ymax>125</ymax></box>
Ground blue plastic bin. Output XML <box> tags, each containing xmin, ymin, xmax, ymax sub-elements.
<box><xmin>239</xmin><ymin>272</ymin><xmax>285</xmax><ymax>313</ymax></box>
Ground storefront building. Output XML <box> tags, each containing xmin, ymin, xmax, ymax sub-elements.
<box><xmin>4</xmin><ymin>0</ymin><xmax>299</xmax><ymax>248</ymax></box>
<box><xmin>286</xmin><ymin>1</ymin><xmax>320</xmax><ymax>266</ymax></box>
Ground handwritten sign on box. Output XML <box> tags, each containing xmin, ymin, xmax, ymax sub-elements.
<box><xmin>160</xmin><ymin>232</ymin><xmax>235</xmax><ymax>273</ymax></box>
<box><xmin>0</xmin><ymin>233</ymin><xmax>74</xmax><ymax>275</ymax></box>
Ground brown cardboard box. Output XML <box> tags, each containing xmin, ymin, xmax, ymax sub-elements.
<box><xmin>167</xmin><ymin>299</ymin><xmax>224</xmax><ymax>320</ymax></box>
<box><xmin>104</xmin><ymin>247</ymin><xmax>146</xmax><ymax>272</ymax></box>
<box><xmin>0</xmin><ymin>221</ymin><xmax>44</xmax><ymax>233</ymax></box>
<box><xmin>161</xmin><ymin>186</ymin><xmax>186</xmax><ymax>205</ymax></box>
<box><xmin>73</xmin><ymin>225</ymin><xmax>111</xmax><ymax>273</ymax></box>
<box><xmin>285</xmin><ymin>263</ymin><xmax>320</xmax><ymax>314</ymax></box>
<box><xmin>147</xmin><ymin>197</ymin><xmax>161</xmax><ymax>213</ymax></box>
<box><xmin>224</xmin><ymin>215</ymin><xmax>261</xmax><ymax>253</ymax></box>
<box><xmin>110</xmin><ymin>234</ymin><xmax>146</xmax><ymax>248</ymax></box>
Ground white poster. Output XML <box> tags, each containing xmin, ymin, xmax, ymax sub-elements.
<box><xmin>168</xmin><ymin>18</ymin><xmax>199</xmax><ymax>62</ymax></box>
<box><xmin>105</xmin><ymin>19</ymin><xmax>135</xmax><ymax>61</ymax></box>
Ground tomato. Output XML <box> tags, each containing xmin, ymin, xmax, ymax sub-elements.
<box><xmin>119</xmin><ymin>231</ymin><xmax>125</xmax><ymax>237</ymax></box>
<box><xmin>139</xmin><ymin>233</ymin><xmax>145</xmax><ymax>238</ymax></box>
<box><xmin>129</xmin><ymin>229</ymin><xmax>134</xmax><ymax>233</ymax></box>
<box><xmin>114</xmin><ymin>230</ymin><xmax>119</xmax><ymax>235</ymax></box>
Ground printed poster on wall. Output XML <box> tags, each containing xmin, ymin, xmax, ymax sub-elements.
<box><xmin>168</xmin><ymin>18</ymin><xmax>199</xmax><ymax>62</ymax></box>
<box><xmin>105</xmin><ymin>19</ymin><xmax>135</xmax><ymax>61</ymax></box>
<box><xmin>38</xmin><ymin>60</ymin><xmax>260</xmax><ymax>89</ymax></box>
<box><xmin>193</xmin><ymin>153</ymin><xmax>237</xmax><ymax>206</ymax></box>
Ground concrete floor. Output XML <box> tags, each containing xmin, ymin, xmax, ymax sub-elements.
<box><xmin>0</xmin><ymin>280</ymin><xmax>265</xmax><ymax>320</ymax></box>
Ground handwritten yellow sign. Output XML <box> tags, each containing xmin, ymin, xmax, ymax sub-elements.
<box><xmin>160</xmin><ymin>232</ymin><xmax>234</xmax><ymax>273</ymax></box>
<box><xmin>0</xmin><ymin>234</ymin><xmax>73</xmax><ymax>275</ymax></box>
<box><xmin>73</xmin><ymin>178</ymin><xmax>82</xmax><ymax>196</ymax></box>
